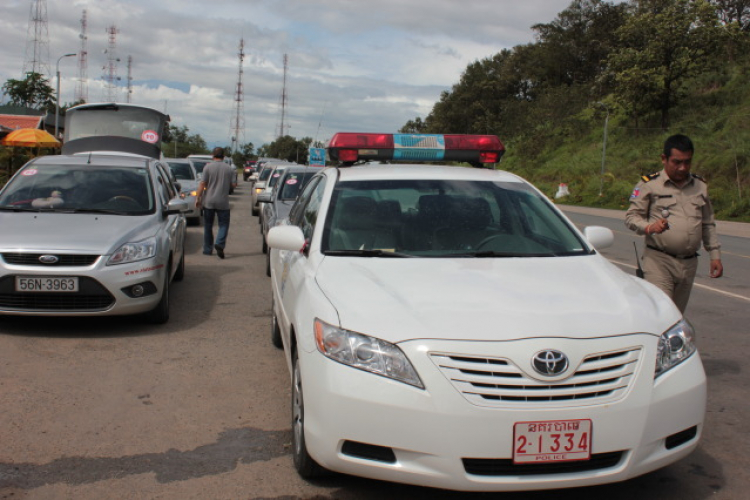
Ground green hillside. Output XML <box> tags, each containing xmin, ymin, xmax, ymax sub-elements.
<box><xmin>403</xmin><ymin>0</ymin><xmax>750</xmax><ymax>222</ymax></box>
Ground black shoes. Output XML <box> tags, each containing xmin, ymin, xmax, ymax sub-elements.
<box><xmin>215</xmin><ymin>245</ymin><xmax>225</xmax><ymax>259</ymax></box>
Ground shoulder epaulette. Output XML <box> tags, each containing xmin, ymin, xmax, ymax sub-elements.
<box><xmin>641</xmin><ymin>172</ymin><xmax>660</xmax><ymax>183</ymax></box>
<box><xmin>691</xmin><ymin>173</ymin><xmax>706</xmax><ymax>183</ymax></box>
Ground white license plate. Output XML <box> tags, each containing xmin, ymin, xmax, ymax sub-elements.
<box><xmin>513</xmin><ymin>419</ymin><xmax>592</xmax><ymax>464</ymax></box>
<box><xmin>15</xmin><ymin>276</ymin><xmax>79</xmax><ymax>293</ymax></box>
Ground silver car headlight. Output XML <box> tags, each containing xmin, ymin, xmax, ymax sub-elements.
<box><xmin>655</xmin><ymin>319</ymin><xmax>697</xmax><ymax>377</ymax></box>
<box><xmin>314</xmin><ymin>319</ymin><xmax>424</xmax><ymax>388</ymax></box>
<box><xmin>107</xmin><ymin>237</ymin><xmax>158</xmax><ymax>266</ymax></box>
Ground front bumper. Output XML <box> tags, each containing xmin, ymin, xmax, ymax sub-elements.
<box><xmin>298</xmin><ymin>335</ymin><xmax>706</xmax><ymax>492</ymax></box>
<box><xmin>0</xmin><ymin>252</ymin><xmax>168</xmax><ymax>317</ymax></box>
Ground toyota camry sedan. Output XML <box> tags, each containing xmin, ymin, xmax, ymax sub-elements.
<box><xmin>0</xmin><ymin>153</ymin><xmax>187</xmax><ymax>323</ymax></box>
<box><xmin>265</xmin><ymin>133</ymin><xmax>706</xmax><ymax>492</ymax></box>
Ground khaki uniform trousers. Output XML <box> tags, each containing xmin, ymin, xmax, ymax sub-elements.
<box><xmin>642</xmin><ymin>247</ymin><xmax>699</xmax><ymax>313</ymax></box>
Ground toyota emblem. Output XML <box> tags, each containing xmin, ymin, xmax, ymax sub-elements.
<box><xmin>532</xmin><ymin>350</ymin><xmax>569</xmax><ymax>376</ymax></box>
<box><xmin>39</xmin><ymin>255</ymin><xmax>60</xmax><ymax>265</ymax></box>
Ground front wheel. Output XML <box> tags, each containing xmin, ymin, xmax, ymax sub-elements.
<box><xmin>144</xmin><ymin>270</ymin><xmax>170</xmax><ymax>324</ymax></box>
<box><xmin>292</xmin><ymin>350</ymin><xmax>326</xmax><ymax>478</ymax></box>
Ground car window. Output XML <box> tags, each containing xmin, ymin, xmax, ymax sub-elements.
<box><xmin>321</xmin><ymin>179</ymin><xmax>586</xmax><ymax>256</ymax></box>
<box><xmin>289</xmin><ymin>175</ymin><xmax>322</xmax><ymax>225</ymax></box>
<box><xmin>278</xmin><ymin>171</ymin><xmax>318</xmax><ymax>200</ymax></box>
<box><xmin>0</xmin><ymin>164</ymin><xmax>154</xmax><ymax>214</ymax></box>
<box><xmin>167</xmin><ymin>162</ymin><xmax>195</xmax><ymax>180</ymax></box>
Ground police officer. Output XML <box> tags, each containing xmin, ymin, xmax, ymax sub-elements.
<box><xmin>625</xmin><ymin>134</ymin><xmax>723</xmax><ymax>313</ymax></box>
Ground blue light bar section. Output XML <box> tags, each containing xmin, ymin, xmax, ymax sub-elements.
<box><xmin>392</xmin><ymin>134</ymin><xmax>445</xmax><ymax>161</ymax></box>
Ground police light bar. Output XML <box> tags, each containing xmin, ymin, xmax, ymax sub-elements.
<box><xmin>327</xmin><ymin>133</ymin><xmax>505</xmax><ymax>165</ymax></box>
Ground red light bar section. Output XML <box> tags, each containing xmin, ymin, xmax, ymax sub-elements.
<box><xmin>328</xmin><ymin>133</ymin><xmax>394</xmax><ymax>149</ymax></box>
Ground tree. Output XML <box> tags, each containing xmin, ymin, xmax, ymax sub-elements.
<box><xmin>231</xmin><ymin>142</ymin><xmax>255</xmax><ymax>167</ymax></box>
<box><xmin>1</xmin><ymin>72</ymin><xmax>55</xmax><ymax>110</ymax></box>
<box><xmin>161</xmin><ymin>124</ymin><xmax>208</xmax><ymax>157</ymax></box>
<box><xmin>262</xmin><ymin>135</ymin><xmax>312</xmax><ymax>163</ymax></box>
<box><xmin>606</xmin><ymin>0</ymin><xmax>726</xmax><ymax>129</ymax></box>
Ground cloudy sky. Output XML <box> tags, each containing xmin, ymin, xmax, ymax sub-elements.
<box><xmin>2</xmin><ymin>0</ymin><xmax>573</xmax><ymax>150</ymax></box>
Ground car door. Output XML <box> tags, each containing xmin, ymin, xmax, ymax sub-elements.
<box><xmin>273</xmin><ymin>173</ymin><xmax>330</xmax><ymax>358</ymax></box>
<box><xmin>154</xmin><ymin>162</ymin><xmax>186</xmax><ymax>279</ymax></box>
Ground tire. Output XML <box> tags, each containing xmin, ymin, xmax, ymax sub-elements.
<box><xmin>292</xmin><ymin>350</ymin><xmax>326</xmax><ymax>478</ymax></box>
<box><xmin>173</xmin><ymin>249</ymin><xmax>185</xmax><ymax>282</ymax></box>
<box><xmin>271</xmin><ymin>302</ymin><xmax>283</xmax><ymax>349</ymax></box>
<box><xmin>145</xmin><ymin>269</ymin><xmax>170</xmax><ymax>324</ymax></box>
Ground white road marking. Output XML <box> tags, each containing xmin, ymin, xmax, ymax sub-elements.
<box><xmin>609</xmin><ymin>259</ymin><xmax>750</xmax><ymax>303</ymax></box>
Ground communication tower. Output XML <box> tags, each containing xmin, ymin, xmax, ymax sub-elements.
<box><xmin>74</xmin><ymin>9</ymin><xmax>88</xmax><ymax>103</ymax></box>
<box><xmin>102</xmin><ymin>25</ymin><xmax>121</xmax><ymax>102</ymax></box>
<box><xmin>22</xmin><ymin>0</ymin><xmax>51</xmax><ymax>78</ymax></box>
<box><xmin>230</xmin><ymin>38</ymin><xmax>246</xmax><ymax>155</ymax></box>
<box><xmin>126</xmin><ymin>55</ymin><xmax>133</xmax><ymax>103</ymax></box>
<box><xmin>277</xmin><ymin>53</ymin><xmax>289</xmax><ymax>138</ymax></box>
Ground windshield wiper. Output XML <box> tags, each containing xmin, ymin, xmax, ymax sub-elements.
<box><xmin>453</xmin><ymin>251</ymin><xmax>525</xmax><ymax>258</ymax></box>
<box><xmin>64</xmin><ymin>208</ymin><xmax>134</xmax><ymax>215</ymax></box>
<box><xmin>324</xmin><ymin>249</ymin><xmax>414</xmax><ymax>258</ymax></box>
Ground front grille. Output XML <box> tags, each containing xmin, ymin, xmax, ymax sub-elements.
<box><xmin>463</xmin><ymin>451</ymin><xmax>624</xmax><ymax>476</ymax></box>
<box><xmin>2</xmin><ymin>253</ymin><xmax>100</xmax><ymax>267</ymax></box>
<box><xmin>432</xmin><ymin>348</ymin><xmax>641</xmax><ymax>407</ymax></box>
<box><xmin>0</xmin><ymin>276</ymin><xmax>115</xmax><ymax>311</ymax></box>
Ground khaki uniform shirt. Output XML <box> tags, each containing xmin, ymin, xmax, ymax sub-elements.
<box><xmin>625</xmin><ymin>170</ymin><xmax>721</xmax><ymax>260</ymax></box>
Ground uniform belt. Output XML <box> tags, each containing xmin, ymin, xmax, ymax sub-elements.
<box><xmin>646</xmin><ymin>245</ymin><xmax>697</xmax><ymax>260</ymax></box>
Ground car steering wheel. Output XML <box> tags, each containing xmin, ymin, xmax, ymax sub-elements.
<box><xmin>475</xmin><ymin>234</ymin><xmax>505</xmax><ymax>250</ymax></box>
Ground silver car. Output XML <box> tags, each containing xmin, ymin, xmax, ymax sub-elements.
<box><xmin>0</xmin><ymin>154</ymin><xmax>188</xmax><ymax>323</ymax></box>
<box><xmin>165</xmin><ymin>158</ymin><xmax>202</xmax><ymax>226</ymax></box>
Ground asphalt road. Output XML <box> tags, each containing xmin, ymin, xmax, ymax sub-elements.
<box><xmin>0</xmin><ymin>185</ymin><xmax>748</xmax><ymax>499</ymax></box>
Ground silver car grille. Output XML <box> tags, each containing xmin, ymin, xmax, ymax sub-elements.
<box><xmin>2</xmin><ymin>253</ymin><xmax>100</xmax><ymax>267</ymax></box>
<box><xmin>431</xmin><ymin>348</ymin><xmax>641</xmax><ymax>408</ymax></box>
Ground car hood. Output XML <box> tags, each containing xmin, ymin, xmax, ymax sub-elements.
<box><xmin>0</xmin><ymin>212</ymin><xmax>162</xmax><ymax>254</ymax></box>
<box><xmin>314</xmin><ymin>255</ymin><xmax>679</xmax><ymax>343</ymax></box>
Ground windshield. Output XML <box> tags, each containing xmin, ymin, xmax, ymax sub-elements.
<box><xmin>258</xmin><ymin>165</ymin><xmax>275</xmax><ymax>182</ymax></box>
<box><xmin>0</xmin><ymin>164</ymin><xmax>155</xmax><ymax>214</ymax></box>
<box><xmin>278</xmin><ymin>171</ymin><xmax>318</xmax><ymax>200</ymax></box>
<box><xmin>321</xmin><ymin>179</ymin><xmax>587</xmax><ymax>257</ymax></box>
<box><xmin>167</xmin><ymin>161</ymin><xmax>195</xmax><ymax>180</ymax></box>
<box><xmin>66</xmin><ymin>106</ymin><xmax>165</xmax><ymax>142</ymax></box>
<box><xmin>190</xmin><ymin>159</ymin><xmax>211</xmax><ymax>175</ymax></box>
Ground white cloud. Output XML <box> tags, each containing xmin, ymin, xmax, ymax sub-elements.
<box><xmin>1</xmin><ymin>0</ymin><xmax>574</xmax><ymax>149</ymax></box>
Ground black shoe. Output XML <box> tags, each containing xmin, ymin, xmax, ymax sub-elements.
<box><xmin>215</xmin><ymin>245</ymin><xmax>225</xmax><ymax>259</ymax></box>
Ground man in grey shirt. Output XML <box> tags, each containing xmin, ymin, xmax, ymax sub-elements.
<box><xmin>196</xmin><ymin>147</ymin><xmax>235</xmax><ymax>258</ymax></box>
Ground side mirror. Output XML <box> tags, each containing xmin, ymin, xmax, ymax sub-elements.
<box><xmin>166</xmin><ymin>198</ymin><xmax>189</xmax><ymax>215</ymax></box>
<box><xmin>267</xmin><ymin>225</ymin><xmax>306</xmax><ymax>252</ymax></box>
<box><xmin>257</xmin><ymin>192</ymin><xmax>273</xmax><ymax>203</ymax></box>
<box><xmin>584</xmin><ymin>226</ymin><xmax>614</xmax><ymax>250</ymax></box>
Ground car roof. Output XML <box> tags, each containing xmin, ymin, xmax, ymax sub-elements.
<box><xmin>27</xmin><ymin>153</ymin><xmax>153</xmax><ymax>169</ymax></box>
<box><xmin>333</xmin><ymin>163</ymin><xmax>526</xmax><ymax>183</ymax></box>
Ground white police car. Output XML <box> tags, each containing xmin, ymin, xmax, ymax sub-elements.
<box><xmin>266</xmin><ymin>133</ymin><xmax>706</xmax><ymax>491</ymax></box>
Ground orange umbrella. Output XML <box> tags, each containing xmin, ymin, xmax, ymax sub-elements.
<box><xmin>1</xmin><ymin>128</ymin><xmax>61</xmax><ymax>148</ymax></box>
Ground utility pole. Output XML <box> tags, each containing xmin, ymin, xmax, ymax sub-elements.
<box><xmin>22</xmin><ymin>0</ymin><xmax>50</xmax><ymax>79</ymax></box>
<box><xmin>231</xmin><ymin>38</ymin><xmax>246</xmax><ymax>157</ymax></box>
<box><xmin>74</xmin><ymin>9</ymin><xmax>88</xmax><ymax>103</ymax></box>
<box><xmin>278</xmin><ymin>53</ymin><xmax>288</xmax><ymax>138</ymax></box>
<box><xmin>102</xmin><ymin>25</ymin><xmax>121</xmax><ymax>102</ymax></box>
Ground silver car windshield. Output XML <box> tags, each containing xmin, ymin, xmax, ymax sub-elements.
<box><xmin>0</xmin><ymin>164</ymin><xmax>155</xmax><ymax>214</ymax></box>
<box><xmin>322</xmin><ymin>179</ymin><xmax>588</xmax><ymax>257</ymax></box>
<box><xmin>167</xmin><ymin>162</ymin><xmax>195</xmax><ymax>180</ymax></box>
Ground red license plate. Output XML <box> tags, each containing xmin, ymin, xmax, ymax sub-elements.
<box><xmin>513</xmin><ymin>419</ymin><xmax>592</xmax><ymax>464</ymax></box>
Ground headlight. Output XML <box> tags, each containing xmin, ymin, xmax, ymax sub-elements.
<box><xmin>107</xmin><ymin>237</ymin><xmax>158</xmax><ymax>265</ymax></box>
<box><xmin>655</xmin><ymin>319</ymin><xmax>697</xmax><ymax>377</ymax></box>
<box><xmin>314</xmin><ymin>319</ymin><xmax>424</xmax><ymax>388</ymax></box>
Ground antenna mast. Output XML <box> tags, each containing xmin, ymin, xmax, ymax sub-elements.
<box><xmin>102</xmin><ymin>25</ymin><xmax>121</xmax><ymax>102</ymax></box>
<box><xmin>22</xmin><ymin>0</ymin><xmax>50</xmax><ymax>78</ymax></box>
<box><xmin>278</xmin><ymin>53</ymin><xmax>289</xmax><ymax>138</ymax></box>
<box><xmin>231</xmin><ymin>38</ymin><xmax>246</xmax><ymax>155</ymax></box>
<box><xmin>74</xmin><ymin>9</ymin><xmax>88</xmax><ymax>103</ymax></box>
